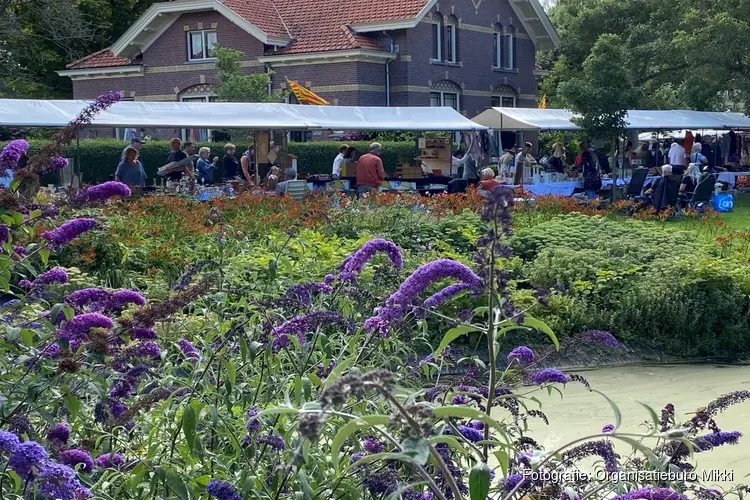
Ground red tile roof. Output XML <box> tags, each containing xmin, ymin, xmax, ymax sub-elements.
<box><xmin>69</xmin><ymin>0</ymin><xmax>430</xmax><ymax>68</ymax></box>
<box><xmin>272</xmin><ymin>0</ymin><xmax>429</xmax><ymax>54</ymax></box>
<box><xmin>66</xmin><ymin>48</ymin><xmax>131</xmax><ymax>70</ymax></box>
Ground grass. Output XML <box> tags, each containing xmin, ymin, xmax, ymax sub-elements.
<box><xmin>719</xmin><ymin>191</ymin><xmax>750</xmax><ymax>229</ymax></box>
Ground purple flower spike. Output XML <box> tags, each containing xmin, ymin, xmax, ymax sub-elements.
<box><xmin>95</xmin><ymin>452</ymin><xmax>124</xmax><ymax>469</ymax></box>
<box><xmin>46</xmin><ymin>423</ymin><xmax>71</xmax><ymax>444</ymax></box>
<box><xmin>35</xmin><ymin>267</ymin><xmax>69</xmax><ymax>286</ymax></box>
<box><xmin>694</xmin><ymin>431</ymin><xmax>742</xmax><ymax>451</ymax></box>
<box><xmin>59</xmin><ymin>449</ymin><xmax>95</xmax><ymax>473</ymax></box>
<box><xmin>66</xmin><ymin>288</ymin><xmax>112</xmax><ymax>308</ymax></box>
<box><xmin>602</xmin><ymin>424</ymin><xmax>615</xmax><ymax>434</ymax></box>
<box><xmin>257</xmin><ymin>433</ymin><xmax>285</xmax><ymax>451</ymax></box>
<box><xmin>580</xmin><ymin>330</ymin><xmax>622</xmax><ymax>349</ymax></box>
<box><xmin>457</xmin><ymin>425</ymin><xmax>484</xmax><ymax>442</ymax></box>
<box><xmin>108</xmin><ymin>290</ymin><xmax>146</xmax><ymax>309</ymax></box>
<box><xmin>132</xmin><ymin>327</ymin><xmax>157</xmax><ymax>340</ymax></box>
<box><xmin>0</xmin><ymin>430</ymin><xmax>19</xmax><ymax>454</ymax></box>
<box><xmin>59</xmin><ymin>313</ymin><xmax>114</xmax><ymax>341</ymax></box>
<box><xmin>0</xmin><ymin>139</ymin><xmax>28</xmax><ymax>173</ymax></box>
<box><xmin>86</xmin><ymin>181</ymin><xmax>132</xmax><ymax>202</ymax></box>
<box><xmin>423</xmin><ymin>283</ymin><xmax>471</xmax><ymax>309</ymax></box>
<box><xmin>611</xmin><ymin>488</ymin><xmax>687</xmax><ymax>500</ymax></box>
<box><xmin>508</xmin><ymin>346</ymin><xmax>534</xmax><ymax>365</ymax></box>
<box><xmin>529</xmin><ymin>368</ymin><xmax>568</xmax><ymax>385</ymax></box>
<box><xmin>0</xmin><ymin>225</ymin><xmax>9</xmax><ymax>246</ymax></box>
<box><xmin>206</xmin><ymin>479</ymin><xmax>242</xmax><ymax>500</ymax></box>
<box><xmin>42</xmin><ymin>218</ymin><xmax>97</xmax><ymax>247</ymax></box>
<box><xmin>9</xmin><ymin>441</ymin><xmax>48</xmax><ymax>479</ymax></box>
<box><xmin>337</xmin><ymin>238</ymin><xmax>403</xmax><ymax>280</ymax></box>
<box><xmin>178</xmin><ymin>338</ymin><xmax>201</xmax><ymax>363</ymax></box>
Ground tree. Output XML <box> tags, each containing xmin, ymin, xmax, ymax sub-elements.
<box><xmin>557</xmin><ymin>34</ymin><xmax>636</xmax><ymax>142</ymax></box>
<box><xmin>538</xmin><ymin>0</ymin><xmax>750</xmax><ymax>111</ymax></box>
<box><xmin>213</xmin><ymin>46</ymin><xmax>284</xmax><ymax>103</ymax></box>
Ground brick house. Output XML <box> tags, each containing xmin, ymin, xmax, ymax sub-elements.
<box><xmin>59</xmin><ymin>0</ymin><xmax>557</xmax><ymax>141</ymax></box>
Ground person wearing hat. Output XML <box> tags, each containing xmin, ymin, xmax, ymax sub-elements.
<box><xmin>355</xmin><ymin>142</ymin><xmax>385</xmax><ymax>196</ymax></box>
<box><xmin>120</xmin><ymin>138</ymin><xmax>147</xmax><ymax>185</ymax></box>
<box><xmin>499</xmin><ymin>146</ymin><xmax>517</xmax><ymax>175</ymax></box>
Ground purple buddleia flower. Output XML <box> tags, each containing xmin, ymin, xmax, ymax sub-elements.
<box><xmin>457</xmin><ymin>425</ymin><xmax>484</xmax><ymax>442</ymax></box>
<box><xmin>124</xmin><ymin>365</ymin><xmax>149</xmax><ymax>383</ymax></box>
<box><xmin>35</xmin><ymin>267</ymin><xmax>69</xmax><ymax>286</ymax></box>
<box><xmin>206</xmin><ymin>479</ymin><xmax>243</xmax><ymax>500</ymax></box>
<box><xmin>36</xmin><ymin>461</ymin><xmax>83</xmax><ymax>499</ymax></box>
<box><xmin>349</xmin><ymin>451</ymin><xmax>366</xmax><ymax>465</ymax></box>
<box><xmin>272</xmin><ymin>311</ymin><xmax>354</xmax><ymax>352</ymax></box>
<box><xmin>0</xmin><ymin>430</ymin><xmax>19</xmax><ymax>454</ymax></box>
<box><xmin>94</xmin><ymin>452</ymin><xmax>124</xmax><ymax>469</ymax></box>
<box><xmin>46</xmin><ymin>423</ymin><xmax>71</xmax><ymax>444</ymax></box>
<box><xmin>285</xmin><ymin>282</ymin><xmax>334</xmax><ymax>306</ymax></box>
<box><xmin>423</xmin><ymin>283</ymin><xmax>471</xmax><ymax>309</ymax></box>
<box><xmin>470</xmin><ymin>420</ymin><xmax>484</xmax><ymax>430</ymax></box>
<box><xmin>59</xmin><ymin>313</ymin><xmax>114</xmax><ymax>341</ymax></box>
<box><xmin>0</xmin><ymin>139</ymin><xmax>28</xmax><ymax>173</ymax></box>
<box><xmin>66</xmin><ymin>288</ymin><xmax>112</xmax><ymax>309</ymax></box>
<box><xmin>86</xmin><ymin>181</ymin><xmax>131</xmax><ymax>202</ymax></box>
<box><xmin>602</xmin><ymin>424</ymin><xmax>615</xmax><ymax>434</ymax></box>
<box><xmin>36</xmin><ymin>156</ymin><xmax>70</xmax><ymax>176</ymax></box>
<box><xmin>362</xmin><ymin>469</ymin><xmax>400</xmax><ymax>496</ymax></box>
<box><xmin>59</xmin><ymin>449</ymin><xmax>94</xmax><ymax>473</ymax></box>
<box><xmin>580</xmin><ymin>330</ymin><xmax>622</xmax><ymax>349</ymax></box>
<box><xmin>611</xmin><ymin>488</ymin><xmax>687</xmax><ymax>500</ymax></box>
<box><xmin>562</xmin><ymin>440</ymin><xmax>618</xmax><ymax>473</ymax></box>
<box><xmin>694</xmin><ymin>431</ymin><xmax>742</xmax><ymax>451</ymax></box>
<box><xmin>18</xmin><ymin>279</ymin><xmax>33</xmax><ymax>288</ymax></box>
<box><xmin>9</xmin><ymin>440</ymin><xmax>48</xmax><ymax>479</ymax></box>
<box><xmin>659</xmin><ymin>403</ymin><xmax>675</xmax><ymax>432</ymax></box>
<box><xmin>133</xmin><ymin>341</ymin><xmax>161</xmax><ymax>359</ymax></box>
<box><xmin>41</xmin><ymin>218</ymin><xmax>97</xmax><ymax>247</ymax></box>
<box><xmin>12</xmin><ymin>245</ymin><xmax>25</xmax><ymax>260</ymax></box>
<box><xmin>508</xmin><ymin>346</ymin><xmax>534</xmax><ymax>365</ymax></box>
<box><xmin>246</xmin><ymin>406</ymin><xmax>260</xmax><ymax>432</ymax></box>
<box><xmin>110</xmin><ymin>379</ymin><xmax>133</xmax><ymax>398</ymax></box>
<box><xmin>501</xmin><ymin>473</ymin><xmax>529</xmax><ymax>492</ymax></box>
<box><xmin>173</xmin><ymin>260</ymin><xmax>214</xmax><ymax>291</ymax></box>
<box><xmin>107</xmin><ymin>290</ymin><xmax>146</xmax><ymax>310</ymax></box>
<box><xmin>178</xmin><ymin>338</ymin><xmax>201</xmax><ymax>363</ymax></box>
<box><xmin>362</xmin><ymin>436</ymin><xmax>385</xmax><ymax>453</ymax></box>
<box><xmin>131</xmin><ymin>327</ymin><xmax>157</xmax><ymax>340</ymax></box>
<box><xmin>0</xmin><ymin>225</ymin><xmax>9</xmax><ymax>246</ymax></box>
<box><xmin>529</xmin><ymin>369</ymin><xmax>568</xmax><ymax>385</ymax></box>
<box><xmin>257</xmin><ymin>433</ymin><xmax>285</xmax><ymax>451</ymax></box>
<box><xmin>336</xmin><ymin>238</ymin><xmax>403</xmax><ymax>281</ymax></box>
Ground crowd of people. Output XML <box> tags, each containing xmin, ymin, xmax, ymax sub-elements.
<box><xmin>113</xmin><ymin>138</ymin><xmax>296</xmax><ymax>191</ymax></box>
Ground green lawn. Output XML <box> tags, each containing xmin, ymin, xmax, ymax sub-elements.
<box><xmin>719</xmin><ymin>191</ymin><xmax>750</xmax><ymax>229</ymax></box>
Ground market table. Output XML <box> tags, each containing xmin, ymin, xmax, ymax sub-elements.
<box><xmin>717</xmin><ymin>171</ymin><xmax>750</xmax><ymax>188</ymax></box>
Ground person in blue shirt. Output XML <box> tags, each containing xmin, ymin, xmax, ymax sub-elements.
<box><xmin>115</xmin><ymin>147</ymin><xmax>146</xmax><ymax>186</ymax></box>
<box><xmin>196</xmin><ymin>147</ymin><xmax>218</xmax><ymax>184</ymax></box>
<box><xmin>120</xmin><ymin>138</ymin><xmax>146</xmax><ymax>184</ymax></box>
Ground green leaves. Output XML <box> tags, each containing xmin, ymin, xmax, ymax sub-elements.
<box><xmin>435</xmin><ymin>325</ymin><xmax>480</xmax><ymax>357</ymax></box>
<box><xmin>469</xmin><ymin>462</ymin><xmax>491</xmax><ymax>500</ymax></box>
<box><xmin>64</xmin><ymin>395</ymin><xmax>80</xmax><ymax>422</ymax></box>
<box><xmin>400</xmin><ymin>438</ymin><xmax>430</xmax><ymax>465</ymax></box>
<box><xmin>331</xmin><ymin>415</ymin><xmax>390</xmax><ymax>472</ymax></box>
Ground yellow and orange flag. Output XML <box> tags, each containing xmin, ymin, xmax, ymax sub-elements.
<box><xmin>538</xmin><ymin>95</ymin><xmax>548</xmax><ymax>109</ymax></box>
<box><xmin>287</xmin><ymin>79</ymin><xmax>329</xmax><ymax>105</ymax></box>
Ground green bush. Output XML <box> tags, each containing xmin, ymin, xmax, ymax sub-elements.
<box><xmin>1</xmin><ymin>139</ymin><xmax>417</xmax><ymax>184</ymax></box>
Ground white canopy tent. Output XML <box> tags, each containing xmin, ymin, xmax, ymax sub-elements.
<box><xmin>472</xmin><ymin>107</ymin><xmax>750</xmax><ymax>131</ymax></box>
<box><xmin>0</xmin><ymin>99</ymin><xmax>487</xmax><ymax>131</ymax></box>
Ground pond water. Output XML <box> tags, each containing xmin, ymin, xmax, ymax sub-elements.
<box><xmin>501</xmin><ymin>364</ymin><xmax>750</xmax><ymax>488</ymax></box>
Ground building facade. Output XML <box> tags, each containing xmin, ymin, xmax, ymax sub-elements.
<box><xmin>59</xmin><ymin>0</ymin><xmax>557</xmax><ymax>139</ymax></box>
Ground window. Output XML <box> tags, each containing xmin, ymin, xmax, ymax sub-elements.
<box><xmin>445</xmin><ymin>16</ymin><xmax>458</xmax><ymax>63</ymax></box>
<box><xmin>430</xmin><ymin>91</ymin><xmax>459</xmax><ymax>110</ymax></box>
<box><xmin>188</xmin><ymin>30</ymin><xmax>217</xmax><ymax>61</ymax></box>
<box><xmin>492</xmin><ymin>24</ymin><xmax>503</xmax><ymax>68</ymax></box>
<box><xmin>181</xmin><ymin>95</ymin><xmax>217</xmax><ymax>141</ymax></box>
<box><xmin>432</xmin><ymin>20</ymin><xmax>442</xmax><ymax>61</ymax></box>
<box><xmin>491</xmin><ymin>95</ymin><xmax>516</xmax><ymax>107</ymax></box>
<box><xmin>504</xmin><ymin>26</ymin><xmax>515</xmax><ymax>69</ymax></box>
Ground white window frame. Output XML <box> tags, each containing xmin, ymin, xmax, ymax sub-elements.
<box><xmin>430</xmin><ymin>91</ymin><xmax>460</xmax><ymax>111</ymax></box>
<box><xmin>187</xmin><ymin>29</ymin><xmax>217</xmax><ymax>62</ymax></box>
<box><xmin>446</xmin><ymin>24</ymin><xmax>456</xmax><ymax>63</ymax></box>
<box><xmin>505</xmin><ymin>33</ymin><xmax>514</xmax><ymax>69</ymax></box>
<box><xmin>493</xmin><ymin>32</ymin><xmax>501</xmax><ymax>68</ymax></box>
<box><xmin>432</xmin><ymin>21</ymin><xmax>442</xmax><ymax>61</ymax></box>
<box><xmin>180</xmin><ymin>94</ymin><xmax>215</xmax><ymax>141</ymax></box>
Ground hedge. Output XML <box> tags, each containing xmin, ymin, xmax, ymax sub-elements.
<box><xmin>1</xmin><ymin>139</ymin><xmax>418</xmax><ymax>184</ymax></box>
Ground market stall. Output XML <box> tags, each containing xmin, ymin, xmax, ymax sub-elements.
<box><xmin>471</xmin><ymin>107</ymin><xmax>750</xmax><ymax>197</ymax></box>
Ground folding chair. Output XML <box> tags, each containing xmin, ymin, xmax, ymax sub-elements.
<box><xmin>624</xmin><ymin>168</ymin><xmax>649</xmax><ymax>199</ymax></box>
<box><xmin>284</xmin><ymin>180</ymin><xmax>308</xmax><ymax>202</ymax></box>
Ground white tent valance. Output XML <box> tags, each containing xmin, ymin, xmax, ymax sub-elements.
<box><xmin>0</xmin><ymin>99</ymin><xmax>486</xmax><ymax>131</ymax></box>
<box><xmin>471</xmin><ymin>107</ymin><xmax>750</xmax><ymax>131</ymax></box>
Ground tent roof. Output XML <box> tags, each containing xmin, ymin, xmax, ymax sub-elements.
<box><xmin>471</xmin><ymin>107</ymin><xmax>750</xmax><ymax>131</ymax></box>
<box><xmin>0</xmin><ymin>99</ymin><xmax>486</xmax><ymax>131</ymax></box>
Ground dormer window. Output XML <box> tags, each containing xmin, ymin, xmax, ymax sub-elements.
<box><xmin>188</xmin><ymin>30</ymin><xmax>217</xmax><ymax>61</ymax></box>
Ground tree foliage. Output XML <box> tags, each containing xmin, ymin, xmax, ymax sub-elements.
<box><xmin>539</xmin><ymin>0</ymin><xmax>750</xmax><ymax>112</ymax></box>
<box><xmin>557</xmin><ymin>34</ymin><xmax>636</xmax><ymax>142</ymax></box>
<box><xmin>213</xmin><ymin>46</ymin><xmax>284</xmax><ymax>103</ymax></box>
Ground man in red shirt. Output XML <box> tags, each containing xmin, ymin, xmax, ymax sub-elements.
<box><xmin>355</xmin><ymin>142</ymin><xmax>386</xmax><ymax>196</ymax></box>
